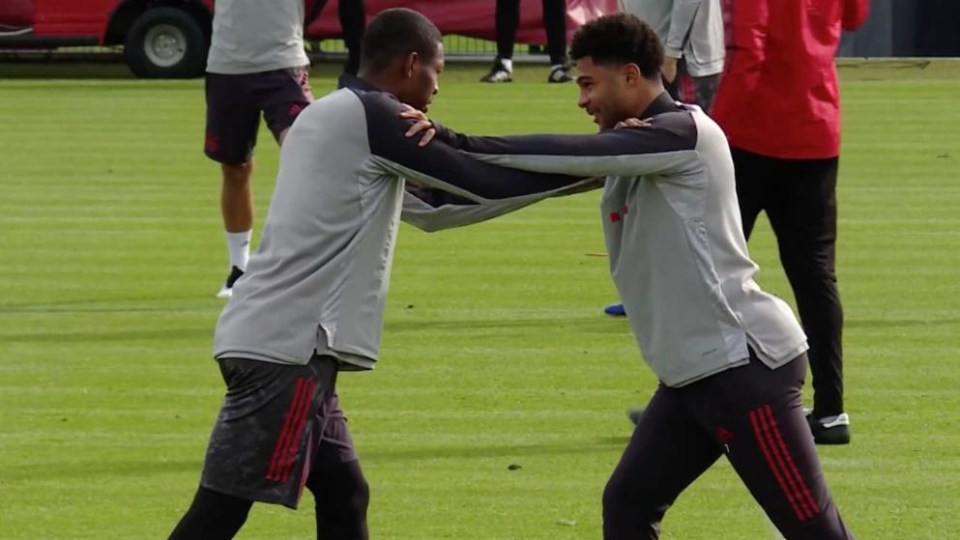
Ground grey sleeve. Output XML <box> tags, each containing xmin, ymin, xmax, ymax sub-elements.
<box><xmin>400</xmin><ymin>189</ymin><xmax>538</xmax><ymax>232</ymax></box>
<box><xmin>400</xmin><ymin>178</ymin><xmax>604</xmax><ymax>233</ymax></box>
<box><xmin>431</xmin><ymin>113</ymin><xmax>700</xmax><ymax>180</ymax></box>
<box><xmin>665</xmin><ymin>0</ymin><xmax>704</xmax><ymax>58</ymax></box>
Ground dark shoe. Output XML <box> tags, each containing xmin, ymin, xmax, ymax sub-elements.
<box><xmin>604</xmin><ymin>303</ymin><xmax>626</xmax><ymax>317</ymax></box>
<box><xmin>480</xmin><ymin>59</ymin><xmax>513</xmax><ymax>83</ymax></box>
<box><xmin>547</xmin><ymin>65</ymin><xmax>573</xmax><ymax>83</ymax></box>
<box><xmin>806</xmin><ymin>412</ymin><xmax>851</xmax><ymax>445</ymax></box>
<box><xmin>216</xmin><ymin>265</ymin><xmax>244</xmax><ymax>299</ymax></box>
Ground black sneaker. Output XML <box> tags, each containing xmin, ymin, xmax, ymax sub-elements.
<box><xmin>547</xmin><ymin>65</ymin><xmax>573</xmax><ymax>83</ymax></box>
<box><xmin>480</xmin><ymin>59</ymin><xmax>513</xmax><ymax>83</ymax></box>
<box><xmin>216</xmin><ymin>266</ymin><xmax>244</xmax><ymax>299</ymax></box>
<box><xmin>806</xmin><ymin>412</ymin><xmax>851</xmax><ymax>445</ymax></box>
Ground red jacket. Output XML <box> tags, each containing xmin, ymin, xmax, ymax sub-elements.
<box><xmin>711</xmin><ymin>0</ymin><xmax>870</xmax><ymax>159</ymax></box>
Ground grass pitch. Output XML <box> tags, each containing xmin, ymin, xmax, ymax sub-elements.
<box><xmin>1</xmin><ymin>62</ymin><xmax>959</xmax><ymax>539</ymax></box>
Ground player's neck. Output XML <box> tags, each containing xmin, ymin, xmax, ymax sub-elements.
<box><xmin>356</xmin><ymin>72</ymin><xmax>380</xmax><ymax>88</ymax></box>
<box><xmin>357</xmin><ymin>71</ymin><xmax>399</xmax><ymax>98</ymax></box>
<box><xmin>632</xmin><ymin>84</ymin><xmax>668</xmax><ymax>117</ymax></box>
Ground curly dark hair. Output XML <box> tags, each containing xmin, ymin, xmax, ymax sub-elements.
<box><xmin>569</xmin><ymin>13</ymin><xmax>664</xmax><ymax>80</ymax></box>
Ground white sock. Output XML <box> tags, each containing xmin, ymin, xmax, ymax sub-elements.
<box><xmin>226</xmin><ymin>230</ymin><xmax>252</xmax><ymax>271</ymax></box>
<box><xmin>551</xmin><ymin>63</ymin><xmax>565</xmax><ymax>73</ymax></box>
<box><xmin>500</xmin><ymin>58</ymin><xmax>513</xmax><ymax>72</ymax></box>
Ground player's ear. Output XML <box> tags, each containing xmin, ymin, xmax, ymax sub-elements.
<box><xmin>622</xmin><ymin>63</ymin><xmax>642</xmax><ymax>86</ymax></box>
<box><xmin>403</xmin><ymin>51</ymin><xmax>419</xmax><ymax>79</ymax></box>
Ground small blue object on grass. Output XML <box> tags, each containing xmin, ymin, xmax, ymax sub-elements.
<box><xmin>604</xmin><ymin>302</ymin><xmax>626</xmax><ymax>317</ymax></box>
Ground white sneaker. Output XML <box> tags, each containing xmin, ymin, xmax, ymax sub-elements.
<box><xmin>480</xmin><ymin>60</ymin><xmax>513</xmax><ymax>83</ymax></box>
<box><xmin>819</xmin><ymin>413</ymin><xmax>851</xmax><ymax>429</ymax></box>
<box><xmin>547</xmin><ymin>64</ymin><xmax>573</xmax><ymax>83</ymax></box>
<box><xmin>216</xmin><ymin>266</ymin><xmax>244</xmax><ymax>299</ymax></box>
<box><xmin>806</xmin><ymin>410</ymin><xmax>851</xmax><ymax>445</ymax></box>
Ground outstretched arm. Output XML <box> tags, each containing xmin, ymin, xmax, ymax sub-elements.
<box><xmin>360</xmin><ymin>92</ymin><xmax>591</xmax><ymax>203</ymax></box>
<box><xmin>420</xmin><ymin>114</ymin><xmax>701</xmax><ymax>179</ymax></box>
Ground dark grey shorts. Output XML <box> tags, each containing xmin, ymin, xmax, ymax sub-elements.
<box><xmin>204</xmin><ymin>66</ymin><xmax>313</xmax><ymax>164</ymax></box>
<box><xmin>200</xmin><ymin>354</ymin><xmax>357</xmax><ymax>509</ymax></box>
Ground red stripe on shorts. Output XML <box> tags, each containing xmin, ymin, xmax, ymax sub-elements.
<box><xmin>266</xmin><ymin>378</ymin><xmax>311</xmax><ymax>482</ymax></box>
<box><xmin>277</xmin><ymin>379</ymin><xmax>316</xmax><ymax>483</ymax></box>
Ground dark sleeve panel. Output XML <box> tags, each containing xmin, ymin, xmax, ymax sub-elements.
<box><xmin>405</xmin><ymin>186</ymin><xmax>478</xmax><ymax>208</ymax></box>
<box><xmin>358</xmin><ymin>91</ymin><xmax>588</xmax><ymax>200</ymax></box>
<box><xmin>430</xmin><ymin>112</ymin><xmax>698</xmax><ymax>158</ymax></box>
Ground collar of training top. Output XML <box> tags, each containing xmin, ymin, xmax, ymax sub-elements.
<box><xmin>337</xmin><ymin>74</ymin><xmax>381</xmax><ymax>93</ymax></box>
<box><xmin>638</xmin><ymin>91</ymin><xmax>683</xmax><ymax>118</ymax></box>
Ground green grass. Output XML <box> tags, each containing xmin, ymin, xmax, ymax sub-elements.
<box><xmin>1</xmin><ymin>61</ymin><xmax>959</xmax><ymax>539</ymax></box>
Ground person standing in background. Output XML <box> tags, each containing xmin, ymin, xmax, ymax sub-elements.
<box><xmin>480</xmin><ymin>0</ymin><xmax>573</xmax><ymax>83</ymax></box>
<box><xmin>205</xmin><ymin>0</ymin><xmax>315</xmax><ymax>299</ymax></box>
<box><xmin>710</xmin><ymin>0</ymin><xmax>871</xmax><ymax>445</ymax></box>
<box><xmin>309</xmin><ymin>0</ymin><xmax>367</xmax><ymax>75</ymax></box>
<box><xmin>624</xmin><ymin>0</ymin><xmax>724</xmax><ymax>110</ymax></box>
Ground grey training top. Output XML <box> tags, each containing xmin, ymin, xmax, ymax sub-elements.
<box><xmin>624</xmin><ymin>0</ymin><xmax>725</xmax><ymax>78</ymax></box>
<box><xmin>432</xmin><ymin>94</ymin><xmax>808</xmax><ymax>387</ymax></box>
<box><xmin>206</xmin><ymin>0</ymin><xmax>310</xmax><ymax>75</ymax></box>
<box><xmin>213</xmin><ymin>76</ymin><xmax>593</xmax><ymax>369</ymax></box>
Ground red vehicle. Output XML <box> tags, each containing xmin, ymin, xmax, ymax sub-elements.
<box><xmin>0</xmin><ymin>0</ymin><xmax>613</xmax><ymax>78</ymax></box>
<box><xmin>0</xmin><ymin>0</ymin><xmax>214</xmax><ymax>77</ymax></box>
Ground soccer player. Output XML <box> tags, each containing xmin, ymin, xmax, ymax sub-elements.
<box><xmin>169</xmin><ymin>9</ymin><xmax>592</xmax><ymax>539</ymax></box>
<box><xmin>711</xmin><ymin>0</ymin><xmax>871</xmax><ymax>445</ymax></box>
<box><xmin>403</xmin><ymin>14</ymin><xmax>854</xmax><ymax>538</ymax></box>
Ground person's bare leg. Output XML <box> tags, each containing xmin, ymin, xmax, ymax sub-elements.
<box><xmin>222</xmin><ymin>161</ymin><xmax>254</xmax><ymax>233</ymax></box>
<box><xmin>218</xmin><ymin>161</ymin><xmax>254</xmax><ymax>297</ymax></box>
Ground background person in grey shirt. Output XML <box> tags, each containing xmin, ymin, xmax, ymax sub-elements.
<box><xmin>205</xmin><ymin>0</ymin><xmax>316</xmax><ymax>299</ymax></box>
<box><xmin>623</xmin><ymin>0</ymin><xmax>724</xmax><ymax>110</ymax></box>
<box><xmin>404</xmin><ymin>14</ymin><xmax>852</xmax><ymax>539</ymax></box>
<box><xmin>170</xmin><ymin>9</ymin><xmax>592</xmax><ymax>540</ymax></box>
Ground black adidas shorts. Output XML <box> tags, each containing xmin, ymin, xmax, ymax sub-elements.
<box><xmin>200</xmin><ymin>354</ymin><xmax>357</xmax><ymax>509</ymax></box>
<box><xmin>203</xmin><ymin>66</ymin><xmax>313</xmax><ymax>164</ymax></box>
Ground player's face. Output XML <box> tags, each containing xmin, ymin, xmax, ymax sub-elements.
<box><xmin>399</xmin><ymin>43</ymin><xmax>445</xmax><ymax>113</ymax></box>
<box><xmin>575</xmin><ymin>57</ymin><xmax>635</xmax><ymax>130</ymax></box>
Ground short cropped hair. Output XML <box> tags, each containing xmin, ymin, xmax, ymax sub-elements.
<box><xmin>569</xmin><ymin>13</ymin><xmax>664</xmax><ymax>80</ymax></box>
<box><xmin>360</xmin><ymin>8</ymin><xmax>443</xmax><ymax>74</ymax></box>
